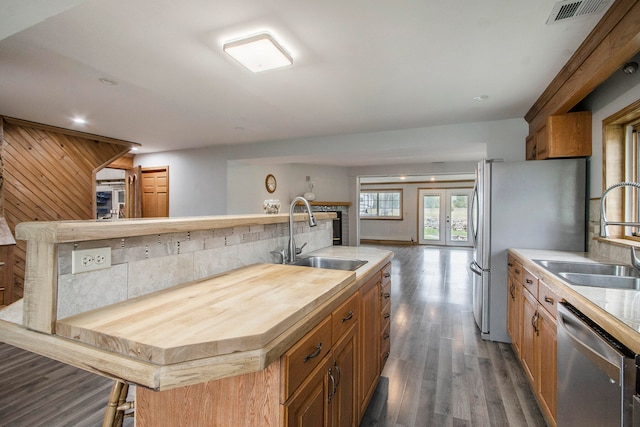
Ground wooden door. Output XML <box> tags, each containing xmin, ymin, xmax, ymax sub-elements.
<box><xmin>520</xmin><ymin>288</ymin><xmax>537</xmax><ymax>386</ymax></box>
<box><xmin>141</xmin><ymin>167</ymin><xmax>169</xmax><ymax>218</ymax></box>
<box><xmin>536</xmin><ymin>307</ymin><xmax>557</xmax><ymax>422</ymax></box>
<box><xmin>359</xmin><ymin>273</ymin><xmax>380</xmax><ymax>418</ymax></box>
<box><xmin>284</xmin><ymin>355</ymin><xmax>331</xmax><ymax>427</ymax></box>
<box><xmin>332</xmin><ymin>325</ymin><xmax>357</xmax><ymax>427</ymax></box>
<box><xmin>506</xmin><ymin>273</ymin><xmax>521</xmax><ymax>356</ymax></box>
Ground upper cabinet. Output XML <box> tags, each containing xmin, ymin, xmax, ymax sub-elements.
<box><xmin>526</xmin><ymin>111</ymin><xmax>592</xmax><ymax>160</ymax></box>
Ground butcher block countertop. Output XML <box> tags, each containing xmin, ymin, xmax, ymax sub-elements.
<box><xmin>509</xmin><ymin>248</ymin><xmax>640</xmax><ymax>354</ymax></box>
<box><xmin>56</xmin><ymin>263</ymin><xmax>355</xmax><ymax>365</ymax></box>
<box><xmin>0</xmin><ymin>245</ymin><xmax>392</xmax><ymax>391</ymax></box>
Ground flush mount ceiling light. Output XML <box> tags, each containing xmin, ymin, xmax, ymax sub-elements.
<box><xmin>473</xmin><ymin>95</ymin><xmax>489</xmax><ymax>102</ymax></box>
<box><xmin>223</xmin><ymin>33</ymin><xmax>293</xmax><ymax>73</ymax></box>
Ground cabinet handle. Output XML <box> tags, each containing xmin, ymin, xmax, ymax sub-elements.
<box><xmin>382</xmin><ymin>351</ymin><xmax>390</xmax><ymax>362</ymax></box>
<box><xmin>341</xmin><ymin>310</ymin><xmax>354</xmax><ymax>323</ymax></box>
<box><xmin>328</xmin><ymin>368</ymin><xmax>336</xmax><ymax>403</ymax></box>
<box><xmin>508</xmin><ymin>262</ymin><xmax>513</xmax><ymax>267</ymax></box>
<box><xmin>384</xmin><ymin>312</ymin><xmax>390</xmax><ymax>319</ymax></box>
<box><xmin>383</xmin><ymin>333</ymin><xmax>390</xmax><ymax>340</ymax></box>
<box><xmin>525</xmin><ymin>279</ymin><xmax>533</xmax><ymax>284</ymax></box>
<box><xmin>382</xmin><ymin>292</ymin><xmax>391</xmax><ymax>299</ymax></box>
<box><xmin>383</xmin><ymin>273</ymin><xmax>391</xmax><ymax>278</ymax></box>
<box><xmin>515</xmin><ymin>268</ymin><xmax>520</xmax><ymax>274</ymax></box>
<box><xmin>303</xmin><ymin>342</ymin><xmax>322</xmax><ymax>363</ymax></box>
<box><xmin>333</xmin><ymin>361</ymin><xmax>341</xmax><ymax>391</ymax></box>
<box><xmin>509</xmin><ymin>283</ymin><xmax>515</xmax><ymax>299</ymax></box>
<box><xmin>531</xmin><ymin>311</ymin><xmax>539</xmax><ymax>336</ymax></box>
<box><xmin>0</xmin><ymin>262</ymin><xmax>5</xmax><ymax>267</ymax></box>
<box><xmin>544</xmin><ymin>296</ymin><xmax>554</xmax><ymax>305</ymax></box>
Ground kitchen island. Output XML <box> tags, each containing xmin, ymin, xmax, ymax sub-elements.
<box><xmin>0</xmin><ymin>214</ymin><xmax>393</xmax><ymax>426</ymax></box>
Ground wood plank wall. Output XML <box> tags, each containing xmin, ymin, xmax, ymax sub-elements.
<box><xmin>0</xmin><ymin>118</ymin><xmax>131</xmax><ymax>300</ymax></box>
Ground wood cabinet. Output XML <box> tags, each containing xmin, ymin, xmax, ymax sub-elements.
<box><xmin>0</xmin><ymin>219</ymin><xmax>16</xmax><ymax>307</ymax></box>
<box><xmin>136</xmin><ymin>261</ymin><xmax>391</xmax><ymax>427</ymax></box>
<box><xmin>359</xmin><ymin>272</ymin><xmax>380</xmax><ymax>418</ymax></box>
<box><xmin>506</xmin><ymin>256</ymin><xmax>522</xmax><ymax>356</ymax></box>
<box><xmin>508</xmin><ymin>257</ymin><xmax>557</xmax><ymax>426</ymax></box>
<box><xmin>525</xmin><ymin>112</ymin><xmax>591</xmax><ymax>160</ymax></box>
<box><xmin>380</xmin><ymin>262</ymin><xmax>391</xmax><ymax>371</ymax></box>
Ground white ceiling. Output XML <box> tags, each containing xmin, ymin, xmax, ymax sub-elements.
<box><xmin>0</xmin><ymin>0</ymin><xmax>610</xmax><ymax>166</ymax></box>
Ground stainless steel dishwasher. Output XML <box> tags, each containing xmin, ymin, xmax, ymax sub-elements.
<box><xmin>557</xmin><ymin>302</ymin><xmax>637</xmax><ymax>426</ymax></box>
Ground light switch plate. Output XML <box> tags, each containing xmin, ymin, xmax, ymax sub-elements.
<box><xmin>72</xmin><ymin>247</ymin><xmax>111</xmax><ymax>274</ymax></box>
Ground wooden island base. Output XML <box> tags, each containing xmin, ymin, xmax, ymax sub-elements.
<box><xmin>137</xmin><ymin>362</ymin><xmax>282</xmax><ymax>426</ymax></box>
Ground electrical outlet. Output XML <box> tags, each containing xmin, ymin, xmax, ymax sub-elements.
<box><xmin>72</xmin><ymin>247</ymin><xmax>111</xmax><ymax>274</ymax></box>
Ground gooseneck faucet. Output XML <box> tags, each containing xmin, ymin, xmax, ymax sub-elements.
<box><xmin>288</xmin><ymin>196</ymin><xmax>317</xmax><ymax>263</ymax></box>
<box><xmin>600</xmin><ymin>181</ymin><xmax>640</xmax><ymax>237</ymax></box>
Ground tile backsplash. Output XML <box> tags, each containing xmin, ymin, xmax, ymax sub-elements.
<box><xmin>56</xmin><ymin>220</ymin><xmax>333</xmax><ymax>319</ymax></box>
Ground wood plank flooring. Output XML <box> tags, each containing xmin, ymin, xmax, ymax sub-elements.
<box><xmin>360</xmin><ymin>245</ymin><xmax>546</xmax><ymax>426</ymax></box>
<box><xmin>0</xmin><ymin>244</ymin><xmax>545</xmax><ymax>426</ymax></box>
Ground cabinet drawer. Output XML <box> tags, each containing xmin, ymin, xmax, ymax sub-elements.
<box><xmin>522</xmin><ymin>267</ymin><xmax>539</xmax><ymax>297</ymax></box>
<box><xmin>381</xmin><ymin>262</ymin><xmax>391</xmax><ymax>287</ymax></box>
<box><xmin>508</xmin><ymin>256</ymin><xmax>523</xmax><ymax>282</ymax></box>
<box><xmin>380</xmin><ymin>281</ymin><xmax>391</xmax><ymax>306</ymax></box>
<box><xmin>380</xmin><ymin>302</ymin><xmax>391</xmax><ymax>331</ymax></box>
<box><xmin>281</xmin><ymin>315</ymin><xmax>332</xmax><ymax>401</ymax></box>
<box><xmin>538</xmin><ymin>280</ymin><xmax>561</xmax><ymax>318</ymax></box>
<box><xmin>332</xmin><ymin>292</ymin><xmax>359</xmax><ymax>345</ymax></box>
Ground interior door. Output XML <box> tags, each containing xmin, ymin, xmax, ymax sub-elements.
<box><xmin>141</xmin><ymin>166</ymin><xmax>169</xmax><ymax>218</ymax></box>
<box><xmin>418</xmin><ymin>189</ymin><xmax>472</xmax><ymax>246</ymax></box>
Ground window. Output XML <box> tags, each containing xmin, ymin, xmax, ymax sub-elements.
<box><xmin>603</xmin><ymin>99</ymin><xmax>640</xmax><ymax>240</ymax></box>
<box><xmin>359</xmin><ymin>189</ymin><xmax>403</xmax><ymax>219</ymax></box>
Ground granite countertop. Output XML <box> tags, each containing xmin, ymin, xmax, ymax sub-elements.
<box><xmin>510</xmin><ymin>248</ymin><xmax>640</xmax><ymax>353</ymax></box>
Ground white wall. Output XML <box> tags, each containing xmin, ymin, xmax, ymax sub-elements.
<box><xmin>226</xmin><ymin>118</ymin><xmax>527</xmax><ymax>164</ymax></box>
<box><xmin>134</xmin><ymin>117</ymin><xmax>527</xmax><ymax>222</ymax></box>
<box><xmin>135</xmin><ymin>145</ymin><xmax>227</xmax><ymax>217</ymax></box>
<box><xmin>227</xmin><ymin>163</ymin><xmax>349</xmax><ymax>214</ymax></box>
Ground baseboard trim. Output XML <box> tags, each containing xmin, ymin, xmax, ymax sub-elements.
<box><xmin>360</xmin><ymin>239</ymin><xmax>416</xmax><ymax>246</ymax></box>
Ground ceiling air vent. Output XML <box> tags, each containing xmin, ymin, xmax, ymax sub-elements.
<box><xmin>546</xmin><ymin>0</ymin><xmax>610</xmax><ymax>24</ymax></box>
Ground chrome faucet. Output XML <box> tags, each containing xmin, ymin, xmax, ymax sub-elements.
<box><xmin>600</xmin><ymin>181</ymin><xmax>640</xmax><ymax>237</ymax></box>
<box><xmin>288</xmin><ymin>197</ymin><xmax>317</xmax><ymax>263</ymax></box>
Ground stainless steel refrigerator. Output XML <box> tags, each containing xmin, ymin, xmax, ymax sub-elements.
<box><xmin>469</xmin><ymin>158</ymin><xmax>587</xmax><ymax>342</ymax></box>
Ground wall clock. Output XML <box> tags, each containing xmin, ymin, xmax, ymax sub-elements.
<box><xmin>265</xmin><ymin>174</ymin><xmax>277</xmax><ymax>193</ymax></box>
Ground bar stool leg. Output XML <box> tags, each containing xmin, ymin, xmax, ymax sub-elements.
<box><xmin>103</xmin><ymin>380</ymin><xmax>133</xmax><ymax>427</ymax></box>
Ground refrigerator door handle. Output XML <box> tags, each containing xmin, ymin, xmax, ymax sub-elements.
<box><xmin>470</xmin><ymin>183</ymin><xmax>478</xmax><ymax>246</ymax></box>
<box><xmin>469</xmin><ymin>260</ymin><xmax>483</xmax><ymax>276</ymax></box>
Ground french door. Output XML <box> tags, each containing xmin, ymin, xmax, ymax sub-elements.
<box><xmin>418</xmin><ymin>189</ymin><xmax>472</xmax><ymax>246</ymax></box>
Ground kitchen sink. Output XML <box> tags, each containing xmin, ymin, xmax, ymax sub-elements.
<box><xmin>534</xmin><ymin>259</ymin><xmax>640</xmax><ymax>290</ymax></box>
<box><xmin>289</xmin><ymin>256</ymin><xmax>367</xmax><ymax>271</ymax></box>
<box><xmin>557</xmin><ymin>272</ymin><xmax>640</xmax><ymax>290</ymax></box>
<box><xmin>534</xmin><ymin>260</ymin><xmax>640</xmax><ymax>277</ymax></box>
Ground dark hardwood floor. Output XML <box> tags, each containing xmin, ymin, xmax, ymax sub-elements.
<box><xmin>360</xmin><ymin>245</ymin><xmax>546</xmax><ymax>426</ymax></box>
<box><xmin>0</xmin><ymin>244</ymin><xmax>545</xmax><ymax>426</ymax></box>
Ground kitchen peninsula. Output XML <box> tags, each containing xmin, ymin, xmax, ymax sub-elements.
<box><xmin>0</xmin><ymin>214</ymin><xmax>393</xmax><ymax>426</ymax></box>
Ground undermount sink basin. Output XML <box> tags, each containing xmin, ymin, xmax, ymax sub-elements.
<box><xmin>289</xmin><ymin>256</ymin><xmax>367</xmax><ymax>271</ymax></box>
<box><xmin>556</xmin><ymin>272</ymin><xmax>640</xmax><ymax>290</ymax></box>
<box><xmin>534</xmin><ymin>259</ymin><xmax>640</xmax><ymax>290</ymax></box>
<box><xmin>534</xmin><ymin>260</ymin><xmax>640</xmax><ymax>277</ymax></box>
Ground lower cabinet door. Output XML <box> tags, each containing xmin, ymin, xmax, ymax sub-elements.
<box><xmin>284</xmin><ymin>355</ymin><xmax>332</xmax><ymax>427</ymax></box>
<box><xmin>332</xmin><ymin>326</ymin><xmax>358</xmax><ymax>427</ymax></box>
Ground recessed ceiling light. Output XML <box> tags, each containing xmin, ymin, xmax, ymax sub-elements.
<box><xmin>223</xmin><ymin>33</ymin><xmax>293</xmax><ymax>73</ymax></box>
<box><xmin>473</xmin><ymin>95</ymin><xmax>489</xmax><ymax>102</ymax></box>
<box><xmin>99</xmin><ymin>77</ymin><xmax>118</xmax><ymax>85</ymax></box>
<box><xmin>130</xmin><ymin>147</ymin><xmax>139</xmax><ymax>152</ymax></box>
<box><xmin>72</xmin><ymin>117</ymin><xmax>87</xmax><ymax>124</ymax></box>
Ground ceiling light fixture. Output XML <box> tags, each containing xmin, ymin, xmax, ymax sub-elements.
<box><xmin>623</xmin><ymin>62</ymin><xmax>638</xmax><ymax>75</ymax></box>
<box><xmin>72</xmin><ymin>117</ymin><xmax>87</xmax><ymax>124</ymax></box>
<box><xmin>473</xmin><ymin>95</ymin><xmax>489</xmax><ymax>102</ymax></box>
<box><xmin>223</xmin><ymin>33</ymin><xmax>293</xmax><ymax>73</ymax></box>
